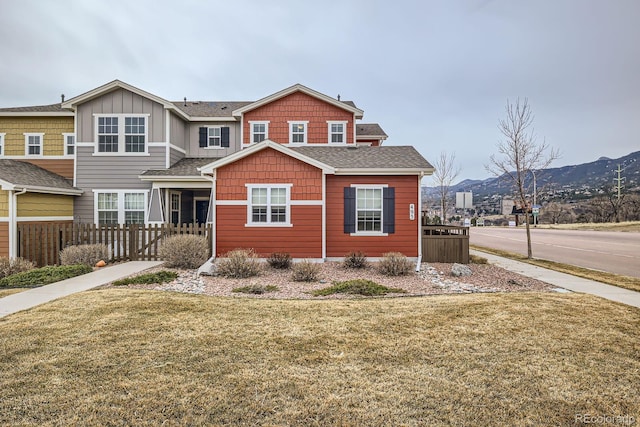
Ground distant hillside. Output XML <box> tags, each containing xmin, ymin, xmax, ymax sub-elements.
<box><xmin>423</xmin><ymin>151</ymin><xmax>640</xmax><ymax>200</ymax></box>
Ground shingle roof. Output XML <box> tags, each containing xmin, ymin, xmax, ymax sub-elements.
<box><xmin>356</xmin><ymin>123</ymin><xmax>388</xmax><ymax>138</ymax></box>
<box><xmin>171</xmin><ymin>101</ymin><xmax>252</xmax><ymax>118</ymax></box>
<box><xmin>291</xmin><ymin>146</ymin><xmax>433</xmax><ymax>170</ymax></box>
<box><xmin>0</xmin><ymin>160</ymin><xmax>81</xmax><ymax>194</ymax></box>
<box><xmin>140</xmin><ymin>157</ymin><xmax>219</xmax><ymax>177</ymax></box>
<box><xmin>0</xmin><ymin>103</ymin><xmax>68</xmax><ymax>113</ymax></box>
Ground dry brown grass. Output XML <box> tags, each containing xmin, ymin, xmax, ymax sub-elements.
<box><xmin>471</xmin><ymin>244</ymin><xmax>640</xmax><ymax>293</ymax></box>
<box><xmin>1</xmin><ymin>289</ymin><xmax>639</xmax><ymax>426</ymax></box>
<box><xmin>535</xmin><ymin>221</ymin><xmax>640</xmax><ymax>232</ymax></box>
<box><xmin>0</xmin><ymin>288</ymin><xmax>24</xmax><ymax>298</ymax></box>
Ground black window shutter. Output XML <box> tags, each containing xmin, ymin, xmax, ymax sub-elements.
<box><xmin>383</xmin><ymin>187</ymin><xmax>395</xmax><ymax>234</ymax></box>
<box><xmin>221</xmin><ymin>127</ymin><xmax>230</xmax><ymax>148</ymax></box>
<box><xmin>199</xmin><ymin>127</ymin><xmax>207</xmax><ymax>147</ymax></box>
<box><xmin>344</xmin><ymin>187</ymin><xmax>356</xmax><ymax>233</ymax></box>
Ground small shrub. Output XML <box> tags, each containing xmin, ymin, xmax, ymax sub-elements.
<box><xmin>343</xmin><ymin>251</ymin><xmax>368</xmax><ymax>269</ymax></box>
<box><xmin>0</xmin><ymin>264</ymin><xmax>92</xmax><ymax>288</ymax></box>
<box><xmin>0</xmin><ymin>257</ymin><xmax>35</xmax><ymax>279</ymax></box>
<box><xmin>378</xmin><ymin>252</ymin><xmax>413</xmax><ymax>276</ymax></box>
<box><xmin>313</xmin><ymin>279</ymin><xmax>406</xmax><ymax>297</ymax></box>
<box><xmin>159</xmin><ymin>235</ymin><xmax>209</xmax><ymax>269</ymax></box>
<box><xmin>112</xmin><ymin>270</ymin><xmax>179</xmax><ymax>286</ymax></box>
<box><xmin>60</xmin><ymin>244</ymin><xmax>109</xmax><ymax>267</ymax></box>
<box><xmin>232</xmin><ymin>284</ymin><xmax>279</xmax><ymax>294</ymax></box>
<box><xmin>267</xmin><ymin>252</ymin><xmax>292</xmax><ymax>269</ymax></box>
<box><xmin>291</xmin><ymin>260</ymin><xmax>321</xmax><ymax>282</ymax></box>
<box><xmin>470</xmin><ymin>254</ymin><xmax>488</xmax><ymax>264</ymax></box>
<box><xmin>217</xmin><ymin>249</ymin><xmax>261</xmax><ymax>279</ymax></box>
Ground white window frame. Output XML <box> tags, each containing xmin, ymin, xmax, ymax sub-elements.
<box><xmin>170</xmin><ymin>191</ymin><xmax>181</xmax><ymax>225</ymax></box>
<box><xmin>327</xmin><ymin>121</ymin><xmax>347</xmax><ymax>144</ymax></box>
<box><xmin>24</xmin><ymin>133</ymin><xmax>44</xmax><ymax>157</ymax></box>
<box><xmin>0</xmin><ymin>133</ymin><xmax>5</xmax><ymax>157</ymax></box>
<box><xmin>352</xmin><ymin>184</ymin><xmax>387</xmax><ymax>236</ymax></box>
<box><xmin>245</xmin><ymin>184</ymin><xmax>292</xmax><ymax>227</ymax></box>
<box><xmin>206</xmin><ymin>126</ymin><xmax>222</xmax><ymax>148</ymax></box>
<box><xmin>249</xmin><ymin>121</ymin><xmax>269</xmax><ymax>144</ymax></box>
<box><xmin>288</xmin><ymin>121</ymin><xmax>308</xmax><ymax>145</ymax></box>
<box><xmin>63</xmin><ymin>133</ymin><xmax>75</xmax><ymax>157</ymax></box>
<box><xmin>94</xmin><ymin>114</ymin><xmax>149</xmax><ymax>155</ymax></box>
<box><xmin>93</xmin><ymin>190</ymin><xmax>149</xmax><ymax>225</ymax></box>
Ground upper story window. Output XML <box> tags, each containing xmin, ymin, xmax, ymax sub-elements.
<box><xmin>288</xmin><ymin>121</ymin><xmax>308</xmax><ymax>144</ymax></box>
<box><xmin>250</xmin><ymin>121</ymin><xmax>269</xmax><ymax>143</ymax></box>
<box><xmin>328</xmin><ymin>121</ymin><xmax>347</xmax><ymax>144</ymax></box>
<box><xmin>199</xmin><ymin>126</ymin><xmax>230</xmax><ymax>149</ymax></box>
<box><xmin>246</xmin><ymin>184</ymin><xmax>292</xmax><ymax>227</ymax></box>
<box><xmin>63</xmin><ymin>133</ymin><xmax>75</xmax><ymax>156</ymax></box>
<box><xmin>0</xmin><ymin>133</ymin><xmax>5</xmax><ymax>156</ymax></box>
<box><xmin>95</xmin><ymin>115</ymin><xmax>148</xmax><ymax>154</ymax></box>
<box><xmin>24</xmin><ymin>133</ymin><xmax>44</xmax><ymax>156</ymax></box>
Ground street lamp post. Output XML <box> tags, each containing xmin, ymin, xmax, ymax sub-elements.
<box><xmin>531</xmin><ymin>169</ymin><xmax>537</xmax><ymax>226</ymax></box>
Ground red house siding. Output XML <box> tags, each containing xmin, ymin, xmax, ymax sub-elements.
<box><xmin>326</xmin><ymin>175</ymin><xmax>420</xmax><ymax>258</ymax></box>
<box><xmin>356</xmin><ymin>138</ymin><xmax>382</xmax><ymax>147</ymax></box>
<box><xmin>215</xmin><ymin>147</ymin><xmax>323</xmax><ymax>258</ymax></box>
<box><xmin>243</xmin><ymin>92</ymin><xmax>354</xmax><ymax>145</ymax></box>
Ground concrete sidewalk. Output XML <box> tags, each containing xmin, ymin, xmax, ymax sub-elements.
<box><xmin>0</xmin><ymin>261</ymin><xmax>163</xmax><ymax>319</ymax></box>
<box><xmin>471</xmin><ymin>250</ymin><xmax>640</xmax><ymax>309</ymax></box>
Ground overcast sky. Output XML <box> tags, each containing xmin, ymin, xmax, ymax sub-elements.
<box><xmin>1</xmin><ymin>0</ymin><xmax>638</xmax><ymax>182</ymax></box>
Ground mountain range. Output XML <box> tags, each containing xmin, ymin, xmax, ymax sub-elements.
<box><xmin>423</xmin><ymin>151</ymin><xmax>640</xmax><ymax>200</ymax></box>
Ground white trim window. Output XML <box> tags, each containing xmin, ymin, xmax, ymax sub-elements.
<box><xmin>63</xmin><ymin>133</ymin><xmax>75</xmax><ymax>156</ymax></box>
<box><xmin>24</xmin><ymin>133</ymin><xmax>44</xmax><ymax>156</ymax></box>
<box><xmin>95</xmin><ymin>114</ymin><xmax>148</xmax><ymax>154</ymax></box>
<box><xmin>95</xmin><ymin>190</ymin><xmax>148</xmax><ymax>225</ymax></box>
<box><xmin>208</xmin><ymin>127</ymin><xmax>221</xmax><ymax>147</ymax></box>
<box><xmin>246</xmin><ymin>184</ymin><xmax>292</xmax><ymax>227</ymax></box>
<box><xmin>0</xmin><ymin>133</ymin><xmax>5</xmax><ymax>156</ymax></box>
<box><xmin>288</xmin><ymin>121</ymin><xmax>308</xmax><ymax>144</ymax></box>
<box><xmin>328</xmin><ymin>121</ymin><xmax>347</xmax><ymax>144</ymax></box>
<box><xmin>170</xmin><ymin>191</ymin><xmax>181</xmax><ymax>225</ymax></box>
<box><xmin>249</xmin><ymin>121</ymin><xmax>269</xmax><ymax>143</ymax></box>
<box><xmin>356</xmin><ymin>187</ymin><xmax>383</xmax><ymax>232</ymax></box>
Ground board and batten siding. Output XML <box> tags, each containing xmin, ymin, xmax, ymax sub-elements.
<box><xmin>169</xmin><ymin>112</ymin><xmax>187</xmax><ymax>151</ymax></box>
<box><xmin>76</xmin><ymin>88</ymin><xmax>166</xmax><ymax>143</ymax></box>
<box><xmin>187</xmin><ymin>122</ymin><xmax>240</xmax><ymax>158</ymax></box>
<box><xmin>214</xmin><ymin>146</ymin><xmax>323</xmax><ymax>258</ymax></box>
<box><xmin>74</xmin><ymin>145</ymin><xmax>165</xmax><ymax>222</ymax></box>
<box><xmin>326</xmin><ymin>175</ymin><xmax>420</xmax><ymax>258</ymax></box>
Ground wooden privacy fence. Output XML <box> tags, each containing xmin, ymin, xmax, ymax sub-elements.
<box><xmin>17</xmin><ymin>223</ymin><xmax>212</xmax><ymax>266</ymax></box>
<box><xmin>421</xmin><ymin>225</ymin><xmax>470</xmax><ymax>264</ymax></box>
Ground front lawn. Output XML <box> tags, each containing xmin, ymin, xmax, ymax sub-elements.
<box><xmin>1</xmin><ymin>290</ymin><xmax>638</xmax><ymax>425</ymax></box>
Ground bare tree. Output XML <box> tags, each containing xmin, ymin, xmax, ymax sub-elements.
<box><xmin>432</xmin><ymin>151</ymin><xmax>460</xmax><ymax>224</ymax></box>
<box><xmin>486</xmin><ymin>98</ymin><xmax>559</xmax><ymax>259</ymax></box>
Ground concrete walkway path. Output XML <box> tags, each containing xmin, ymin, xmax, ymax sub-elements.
<box><xmin>0</xmin><ymin>261</ymin><xmax>163</xmax><ymax>319</ymax></box>
<box><xmin>471</xmin><ymin>250</ymin><xmax>640</xmax><ymax>309</ymax></box>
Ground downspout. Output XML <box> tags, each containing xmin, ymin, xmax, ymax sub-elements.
<box><xmin>9</xmin><ymin>188</ymin><xmax>27</xmax><ymax>259</ymax></box>
<box><xmin>416</xmin><ymin>172</ymin><xmax>424</xmax><ymax>271</ymax></box>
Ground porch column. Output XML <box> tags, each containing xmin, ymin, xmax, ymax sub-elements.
<box><xmin>147</xmin><ymin>186</ymin><xmax>165</xmax><ymax>223</ymax></box>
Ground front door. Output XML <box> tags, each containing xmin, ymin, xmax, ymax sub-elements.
<box><xmin>195</xmin><ymin>200</ymin><xmax>209</xmax><ymax>225</ymax></box>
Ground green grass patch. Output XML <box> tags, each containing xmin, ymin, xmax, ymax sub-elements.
<box><xmin>313</xmin><ymin>279</ymin><xmax>406</xmax><ymax>296</ymax></box>
<box><xmin>112</xmin><ymin>270</ymin><xmax>179</xmax><ymax>286</ymax></box>
<box><xmin>0</xmin><ymin>264</ymin><xmax>92</xmax><ymax>288</ymax></box>
<box><xmin>232</xmin><ymin>284</ymin><xmax>279</xmax><ymax>294</ymax></box>
<box><xmin>471</xmin><ymin>244</ymin><xmax>640</xmax><ymax>293</ymax></box>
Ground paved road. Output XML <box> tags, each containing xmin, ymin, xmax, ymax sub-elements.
<box><xmin>469</xmin><ymin>227</ymin><xmax>640</xmax><ymax>278</ymax></box>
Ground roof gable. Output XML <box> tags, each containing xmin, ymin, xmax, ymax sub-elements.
<box><xmin>232</xmin><ymin>84</ymin><xmax>364</xmax><ymax>119</ymax></box>
<box><xmin>198</xmin><ymin>140</ymin><xmax>335</xmax><ymax>175</ymax></box>
<box><xmin>61</xmin><ymin>80</ymin><xmax>189</xmax><ymax>120</ymax></box>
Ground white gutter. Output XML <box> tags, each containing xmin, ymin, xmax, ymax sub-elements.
<box><xmin>9</xmin><ymin>188</ymin><xmax>27</xmax><ymax>258</ymax></box>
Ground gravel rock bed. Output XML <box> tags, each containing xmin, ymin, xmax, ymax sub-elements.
<box><xmin>114</xmin><ymin>262</ymin><xmax>555</xmax><ymax>299</ymax></box>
